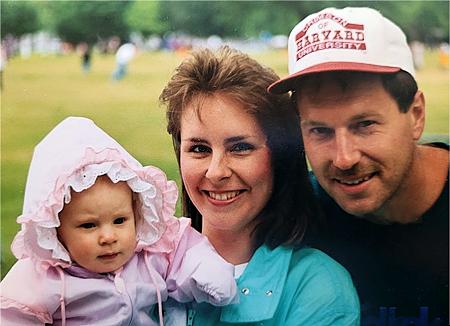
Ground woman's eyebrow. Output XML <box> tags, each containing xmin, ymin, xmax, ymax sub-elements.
<box><xmin>224</xmin><ymin>135</ymin><xmax>248</xmax><ymax>144</ymax></box>
<box><xmin>182</xmin><ymin>137</ymin><xmax>209</xmax><ymax>144</ymax></box>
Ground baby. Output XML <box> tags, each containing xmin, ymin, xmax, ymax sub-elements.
<box><xmin>0</xmin><ymin>117</ymin><xmax>237</xmax><ymax>326</ymax></box>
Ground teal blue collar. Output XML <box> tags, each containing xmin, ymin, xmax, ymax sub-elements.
<box><xmin>220</xmin><ymin>245</ymin><xmax>293</xmax><ymax>323</ymax></box>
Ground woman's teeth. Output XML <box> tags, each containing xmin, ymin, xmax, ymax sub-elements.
<box><xmin>208</xmin><ymin>191</ymin><xmax>241</xmax><ymax>201</ymax></box>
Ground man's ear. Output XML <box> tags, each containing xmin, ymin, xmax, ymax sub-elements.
<box><xmin>410</xmin><ymin>90</ymin><xmax>425</xmax><ymax>141</ymax></box>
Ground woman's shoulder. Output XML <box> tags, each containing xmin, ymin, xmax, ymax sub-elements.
<box><xmin>289</xmin><ymin>247</ymin><xmax>358</xmax><ymax>298</ymax></box>
<box><xmin>292</xmin><ymin>246</ymin><xmax>344</xmax><ymax>266</ymax></box>
<box><xmin>291</xmin><ymin>247</ymin><xmax>350</xmax><ymax>275</ymax></box>
<box><xmin>286</xmin><ymin>247</ymin><xmax>360</xmax><ymax>323</ymax></box>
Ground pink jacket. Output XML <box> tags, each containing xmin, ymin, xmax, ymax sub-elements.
<box><xmin>0</xmin><ymin>117</ymin><xmax>237</xmax><ymax>326</ymax></box>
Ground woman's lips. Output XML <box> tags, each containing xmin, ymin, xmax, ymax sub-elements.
<box><xmin>207</xmin><ymin>190</ymin><xmax>242</xmax><ymax>201</ymax></box>
<box><xmin>203</xmin><ymin>190</ymin><xmax>245</xmax><ymax>205</ymax></box>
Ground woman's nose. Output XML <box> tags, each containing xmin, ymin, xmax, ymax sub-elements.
<box><xmin>205</xmin><ymin>153</ymin><xmax>232</xmax><ymax>182</ymax></box>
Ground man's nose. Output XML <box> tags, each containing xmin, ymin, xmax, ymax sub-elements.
<box><xmin>332</xmin><ymin>131</ymin><xmax>361</xmax><ymax>170</ymax></box>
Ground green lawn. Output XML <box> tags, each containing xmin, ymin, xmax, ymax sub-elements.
<box><xmin>1</xmin><ymin>49</ymin><xmax>448</xmax><ymax>278</ymax></box>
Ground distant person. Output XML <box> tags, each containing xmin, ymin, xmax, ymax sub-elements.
<box><xmin>268</xmin><ymin>7</ymin><xmax>449</xmax><ymax>325</ymax></box>
<box><xmin>0</xmin><ymin>117</ymin><xmax>237</xmax><ymax>325</ymax></box>
<box><xmin>410</xmin><ymin>40</ymin><xmax>425</xmax><ymax>70</ymax></box>
<box><xmin>0</xmin><ymin>43</ymin><xmax>6</xmax><ymax>90</ymax></box>
<box><xmin>80</xmin><ymin>43</ymin><xmax>92</xmax><ymax>74</ymax></box>
<box><xmin>160</xmin><ymin>46</ymin><xmax>360</xmax><ymax>325</ymax></box>
<box><xmin>112</xmin><ymin>42</ymin><xmax>136</xmax><ymax>81</ymax></box>
<box><xmin>439</xmin><ymin>42</ymin><xmax>449</xmax><ymax>69</ymax></box>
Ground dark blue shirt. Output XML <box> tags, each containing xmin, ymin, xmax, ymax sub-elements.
<box><xmin>305</xmin><ymin>143</ymin><xmax>449</xmax><ymax>326</ymax></box>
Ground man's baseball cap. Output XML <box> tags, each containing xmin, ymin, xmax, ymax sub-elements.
<box><xmin>268</xmin><ymin>7</ymin><xmax>415</xmax><ymax>94</ymax></box>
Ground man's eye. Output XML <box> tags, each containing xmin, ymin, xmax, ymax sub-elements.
<box><xmin>310</xmin><ymin>127</ymin><xmax>332</xmax><ymax>136</ymax></box>
<box><xmin>231</xmin><ymin>143</ymin><xmax>254</xmax><ymax>152</ymax></box>
<box><xmin>114</xmin><ymin>217</ymin><xmax>126</xmax><ymax>224</ymax></box>
<box><xmin>356</xmin><ymin>120</ymin><xmax>376</xmax><ymax>128</ymax></box>
<box><xmin>190</xmin><ymin>144</ymin><xmax>211</xmax><ymax>153</ymax></box>
<box><xmin>80</xmin><ymin>223</ymin><xmax>96</xmax><ymax>229</ymax></box>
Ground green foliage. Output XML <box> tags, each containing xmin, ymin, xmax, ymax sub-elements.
<box><xmin>159</xmin><ymin>1</ymin><xmax>230</xmax><ymax>37</ymax></box>
<box><xmin>156</xmin><ymin>1</ymin><xmax>333</xmax><ymax>38</ymax></box>
<box><xmin>409</xmin><ymin>2</ymin><xmax>449</xmax><ymax>43</ymax></box>
<box><xmin>3</xmin><ymin>1</ymin><xmax>447</xmax><ymax>45</ymax></box>
<box><xmin>350</xmin><ymin>1</ymin><xmax>450</xmax><ymax>43</ymax></box>
<box><xmin>149</xmin><ymin>1</ymin><xmax>449</xmax><ymax>42</ymax></box>
<box><xmin>48</xmin><ymin>1</ymin><xmax>132</xmax><ymax>45</ymax></box>
<box><xmin>125</xmin><ymin>1</ymin><xmax>167</xmax><ymax>37</ymax></box>
<box><xmin>1</xmin><ymin>1</ymin><xmax>40</xmax><ymax>38</ymax></box>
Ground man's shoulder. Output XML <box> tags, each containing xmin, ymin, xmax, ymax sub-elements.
<box><xmin>418</xmin><ymin>135</ymin><xmax>449</xmax><ymax>147</ymax></box>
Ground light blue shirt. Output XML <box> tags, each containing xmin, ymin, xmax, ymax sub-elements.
<box><xmin>180</xmin><ymin>245</ymin><xmax>360</xmax><ymax>325</ymax></box>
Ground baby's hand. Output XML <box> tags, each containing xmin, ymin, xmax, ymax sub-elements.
<box><xmin>166</xmin><ymin>224</ymin><xmax>238</xmax><ymax>305</ymax></box>
<box><xmin>191</xmin><ymin>258</ymin><xmax>238</xmax><ymax>306</ymax></box>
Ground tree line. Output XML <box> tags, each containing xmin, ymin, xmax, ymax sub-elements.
<box><xmin>2</xmin><ymin>1</ymin><xmax>448</xmax><ymax>46</ymax></box>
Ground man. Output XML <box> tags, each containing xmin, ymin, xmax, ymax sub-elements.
<box><xmin>268</xmin><ymin>7</ymin><xmax>449</xmax><ymax>326</ymax></box>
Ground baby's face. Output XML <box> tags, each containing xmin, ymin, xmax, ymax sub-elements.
<box><xmin>57</xmin><ymin>176</ymin><xmax>137</xmax><ymax>273</ymax></box>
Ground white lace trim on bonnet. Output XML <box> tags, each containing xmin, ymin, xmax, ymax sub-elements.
<box><xmin>12</xmin><ymin>159</ymin><xmax>178</xmax><ymax>267</ymax></box>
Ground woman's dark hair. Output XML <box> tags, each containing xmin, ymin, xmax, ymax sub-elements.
<box><xmin>160</xmin><ymin>46</ymin><xmax>318</xmax><ymax>249</ymax></box>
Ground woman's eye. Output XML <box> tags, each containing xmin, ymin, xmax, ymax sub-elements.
<box><xmin>80</xmin><ymin>223</ymin><xmax>96</xmax><ymax>229</ymax></box>
<box><xmin>231</xmin><ymin>143</ymin><xmax>254</xmax><ymax>152</ymax></box>
<box><xmin>190</xmin><ymin>144</ymin><xmax>211</xmax><ymax>153</ymax></box>
<box><xmin>114</xmin><ymin>217</ymin><xmax>126</xmax><ymax>224</ymax></box>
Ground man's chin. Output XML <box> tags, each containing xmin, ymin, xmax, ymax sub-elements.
<box><xmin>335</xmin><ymin>199</ymin><xmax>379</xmax><ymax>218</ymax></box>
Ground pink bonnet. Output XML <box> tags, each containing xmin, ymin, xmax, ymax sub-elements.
<box><xmin>11</xmin><ymin>117</ymin><xmax>179</xmax><ymax>269</ymax></box>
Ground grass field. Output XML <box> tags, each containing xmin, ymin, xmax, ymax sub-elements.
<box><xmin>1</xmin><ymin>49</ymin><xmax>448</xmax><ymax>278</ymax></box>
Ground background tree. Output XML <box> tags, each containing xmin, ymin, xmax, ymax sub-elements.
<box><xmin>155</xmin><ymin>1</ymin><xmax>448</xmax><ymax>43</ymax></box>
<box><xmin>1</xmin><ymin>1</ymin><xmax>447</xmax><ymax>46</ymax></box>
<box><xmin>1</xmin><ymin>1</ymin><xmax>40</xmax><ymax>39</ymax></box>
<box><xmin>48</xmin><ymin>1</ymin><xmax>132</xmax><ymax>45</ymax></box>
<box><xmin>408</xmin><ymin>1</ymin><xmax>449</xmax><ymax>44</ymax></box>
<box><xmin>159</xmin><ymin>1</ymin><xmax>231</xmax><ymax>37</ymax></box>
<box><xmin>124</xmin><ymin>1</ymin><xmax>168</xmax><ymax>37</ymax></box>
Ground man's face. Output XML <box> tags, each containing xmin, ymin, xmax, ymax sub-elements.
<box><xmin>297</xmin><ymin>74</ymin><xmax>424</xmax><ymax>220</ymax></box>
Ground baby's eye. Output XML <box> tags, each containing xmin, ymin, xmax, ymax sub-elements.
<box><xmin>114</xmin><ymin>217</ymin><xmax>126</xmax><ymax>224</ymax></box>
<box><xmin>80</xmin><ymin>223</ymin><xmax>96</xmax><ymax>229</ymax></box>
<box><xmin>230</xmin><ymin>143</ymin><xmax>254</xmax><ymax>152</ymax></box>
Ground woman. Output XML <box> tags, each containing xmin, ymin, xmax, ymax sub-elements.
<box><xmin>160</xmin><ymin>46</ymin><xmax>360</xmax><ymax>325</ymax></box>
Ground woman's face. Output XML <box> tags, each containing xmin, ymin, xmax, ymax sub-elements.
<box><xmin>179</xmin><ymin>94</ymin><xmax>273</xmax><ymax>236</ymax></box>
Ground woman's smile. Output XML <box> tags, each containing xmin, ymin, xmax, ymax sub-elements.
<box><xmin>202</xmin><ymin>190</ymin><xmax>246</xmax><ymax>207</ymax></box>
